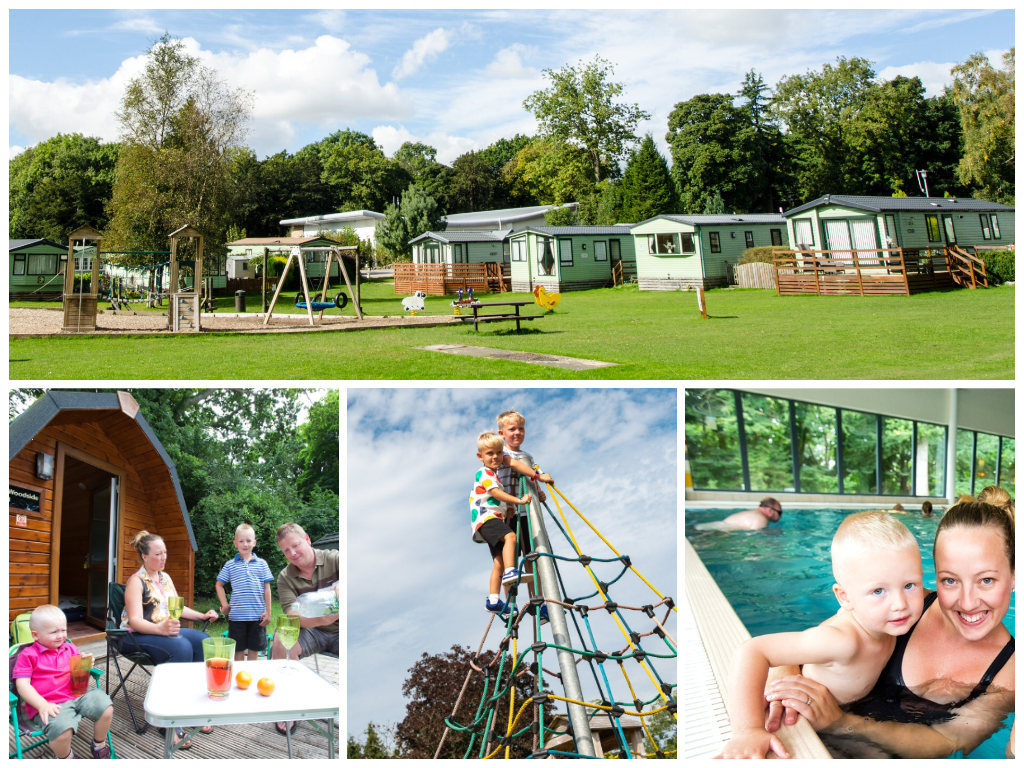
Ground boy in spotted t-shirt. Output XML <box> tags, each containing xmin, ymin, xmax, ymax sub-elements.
<box><xmin>470</xmin><ymin>431</ymin><xmax>551</xmax><ymax>614</ymax></box>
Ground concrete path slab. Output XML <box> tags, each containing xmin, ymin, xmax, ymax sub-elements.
<box><xmin>417</xmin><ymin>344</ymin><xmax>617</xmax><ymax>371</ymax></box>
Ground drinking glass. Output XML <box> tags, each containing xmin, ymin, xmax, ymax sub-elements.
<box><xmin>277</xmin><ymin>615</ymin><xmax>300</xmax><ymax>670</ymax></box>
<box><xmin>70</xmin><ymin>654</ymin><xmax>93</xmax><ymax>696</ymax></box>
<box><xmin>167</xmin><ymin>596</ymin><xmax>184</xmax><ymax>620</ymax></box>
<box><xmin>202</xmin><ymin>637</ymin><xmax>235</xmax><ymax>699</ymax></box>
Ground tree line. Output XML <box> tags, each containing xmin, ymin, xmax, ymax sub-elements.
<box><xmin>9</xmin><ymin>34</ymin><xmax>1014</xmax><ymax>264</ymax></box>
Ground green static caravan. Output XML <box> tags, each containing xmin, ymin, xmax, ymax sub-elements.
<box><xmin>507</xmin><ymin>225</ymin><xmax>635</xmax><ymax>292</ymax></box>
<box><xmin>784</xmin><ymin>195</ymin><xmax>1015</xmax><ymax>253</ymax></box>
<box><xmin>9</xmin><ymin>239</ymin><xmax>67</xmax><ymax>299</ymax></box>
<box><xmin>409</xmin><ymin>229</ymin><xmax>511</xmax><ymax>265</ymax></box>
<box><xmin>630</xmin><ymin>214</ymin><xmax>787</xmax><ymax>291</ymax></box>
<box><xmin>225</xmin><ymin>236</ymin><xmax>346</xmax><ymax>281</ymax></box>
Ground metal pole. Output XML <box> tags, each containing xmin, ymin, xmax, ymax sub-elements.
<box><xmin>519</xmin><ymin>451</ymin><xmax>595</xmax><ymax>757</ymax></box>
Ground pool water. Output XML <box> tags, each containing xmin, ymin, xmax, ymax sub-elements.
<box><xmin>687</xmin><ymin>507</ymin><xmax>1014</xmax><ymax>759</ymax></box>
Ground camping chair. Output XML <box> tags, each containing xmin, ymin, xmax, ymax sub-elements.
<box><xmin>105</xmin><ymin>583</ymin><xmax>209</xmax><ymax>735</ymax></box>
<box><xmin>9</xmin><ymin>642</ymin><xmax>117</xmax><ymax>759</ymax></box>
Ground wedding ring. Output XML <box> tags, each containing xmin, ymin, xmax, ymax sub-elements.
<box><xmin>806</xmin><ymin>697</ymin><xmax>812</xmax><ymax>706</ymax></box>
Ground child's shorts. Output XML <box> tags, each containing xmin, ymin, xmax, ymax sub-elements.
<box><xmin>25</xmin><ymin>688</ymin><xmax>112</xmax><ymax>742</ymax></box>
<box><xmin>227</xmin><ymin>620</ymin><xmax>268</xmax><ymax>652</ymax></box>
<box><xmin>478</xmin><ymin>517</ymin><xmax>515</xmax><ymax>558</ymax></box>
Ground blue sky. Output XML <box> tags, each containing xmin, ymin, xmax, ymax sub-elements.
<box><xmin>9</xmin><ymin>8</ymin><xmax>1014</xmax><ymax>163</ymax></box>
<box><xmin>346</xmin><ymin>387</ymin><xmax>678</xmax><ymax>746</ymax></box>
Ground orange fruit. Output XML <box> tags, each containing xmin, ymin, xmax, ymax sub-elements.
<box><xmin>257</xmin><ymin>677</ymin><xmax>275</xmax><ymax>696</ymax></box>
<box><xmin>235</xmin><ymin>671</ymin><xmax>252</xmax><ymax>689</ymax></box>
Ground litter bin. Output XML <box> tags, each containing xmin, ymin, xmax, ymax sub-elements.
<box><xmin>234</xmin><ymin>290</ymin><xmax>246</xmax><ymax>313</ymax></box>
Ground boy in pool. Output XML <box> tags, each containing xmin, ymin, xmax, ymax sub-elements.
<box><xmin>471</xmin><ymin>431</ymin><xmax>551</xmax><ymax>614</ymax></box>
<box><xmin>717</xmin><ymin>510</ymin><xmax>925</xmax><ymax>758</ymax></box>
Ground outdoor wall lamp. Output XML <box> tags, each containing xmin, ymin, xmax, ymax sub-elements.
<box><xmin>36</xmin><ymin>452</ymin><xmax>54</xmax><ymax>480</ymax></box>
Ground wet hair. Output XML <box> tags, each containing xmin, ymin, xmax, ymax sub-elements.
<box><xmin>477</xmin><ymin>431</ymin><xmax>505</xmax><ymax>452</ymax></box>
<box><xmin>275</xmin><ymin>522</ymin><xmax>307</xmax><ymax>542</ymax></box>
<box><xmin>758</xmin><ymin>497</ymin><xmax>782</xmax><ymax>518</ymax></box>
<box><xmin>832</xmin><ymin>511</ymin><xmax>918</xmax><ymax>583</ymax></box>
<box><xmin>130</xmin><ymin>530</ymin><xmax>164</xmax><ymax>559</ymax></box>
<box><xmin>29</xmin><ymin>604</ymin><xmax>67</xmax><ymax>632</ymax></box>
<box><xmin>497</xmin><ymin>410</ymin><xmax>526</xmax><ymax>429</ymax></box>
<box><xmin>921</xmin><ymin>500</ymin><xmax>933</xmax><ymax>516</ymax></box>
<box><xmin>935</xmin><ymin>500</ymin><xmax>1014</xmax><ymax>572</ymax></box>
<box><xmin>977</xmin><ymin>485</ymin><xmax>1013</xmax><ymax>521</ymax></box>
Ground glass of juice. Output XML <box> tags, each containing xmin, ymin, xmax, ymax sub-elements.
<box><xmin>276</xmin><ymin>615</ymin><xmax>300</xmax><ymax>670</ymax></box>
<box><xmin>202</xmin><ymin>637</ymin><xmax>235</xmax><ymax>699</ymax></box>
<box><xmin>69</xmin><ymin>654</ymin><xmax>93</xmax><ymax>696</ymax></box>
<box><xmin>167</xmin><ymin>596</ymin><xmax>184</xmax><ymax>620</ymax></box>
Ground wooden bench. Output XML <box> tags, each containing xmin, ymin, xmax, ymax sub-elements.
<box><xmin>457</xmin><ymin>300</ymin><xmax>544</xmax><ymax>332</ymax></box>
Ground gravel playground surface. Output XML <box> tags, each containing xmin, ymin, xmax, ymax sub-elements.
<box><xmin>10</xmin><ymin>307</ymin><xmax>462</xmax><ymax>336</ymax></box>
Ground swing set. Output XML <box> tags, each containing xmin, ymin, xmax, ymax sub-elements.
<box><xmin>262</xmin><ymin>244</ymin><xmax>363</xmax><ymax>325</ymax></box>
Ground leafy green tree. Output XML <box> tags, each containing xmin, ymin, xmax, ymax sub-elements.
<box><xmin>476</xmin><ymin>134</ymin><xmax>537</xmax><ymax>208</ymax></box>
<box><xmin>296</xmin><ymin>390</ymin><xmax>340</xmax><ymax>500</ymax></box>
<box><xmin>950</xmin><ymin>49</ymin><xmax>1014</xmax><ymax>203</ymax></box>
<box><xmin>349</xmin><ymin>722</ymin><xmax>399</xmax><ymax>758</ymax></box>
<box><xmin>736</xmin><ymin>70</ymin><xmax>789</xmax><ymax>211</ymax></box>
<box><xmin>321</xmin><ymin>139</ymin><xmax>410</xmax><ymax>212</ymax></box>
<box><xmin>375</xmin><ymin>183</ymin><xmax>444</xmax><ymax>260</ymax></box>
<box><xmin>505</xmin><ymin>137</ymin><xmax>593</xmax><ymax>213</ymax></box>
<box><xmin>106</xmin><ymin>33</ymin><xmax>251</xmax><ymax>259</ymax></box>
<box><xmin>666</xmin><ymin>93</ymin><xmax>753</xmax><ymax>212</ymax></box>
<box><xmin>619</xmin><ymin>134</ymin><xmax>677</xmax><ymax>222</ymax></box>
<box><xmin>446</xmin><ymin>151</ymin><xmax>501</xmax><ymax>214</ymax></box>
<box><xmin>392</xmin><ymin>141</ymin><xmax>449</xmax><ymax>207</ymax></box>
<box><xmin>593</xmin><ymin>180</ymin><xmax>623</xmax><ymax>225</ymax></box>
<box><xmin>770</xmin><ymin>57</ymin><xmax>876</xmax><ymax>201</ymax></box>
<box><xmin>9</xmin><ymin>133</ymin><xmax>119</xmax><ymax>240</ymax></box>
<box><xmin>702</xmin><ymin>189</ymin><xmax>726</xmax><ymax>214</ymax></box>
<box><xmin>523</xmin><ymin>56</ymin><xmax>650</xmax><ymax>182</ymax></box>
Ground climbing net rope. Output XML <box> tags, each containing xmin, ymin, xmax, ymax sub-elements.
<box><xmin>438</xmin><ymin>479</ymin><xmax>677</xmax><ymax>759</ymax></box>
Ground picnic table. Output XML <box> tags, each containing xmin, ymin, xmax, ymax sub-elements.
<box><xmin>143</xmin><ymin>659</ymin><xmax>337</xmax><ymax>759</ymax></box>
<box><xmin>458</xmin><ymin>300</ymin><xmax>544</xmax><ymax>332</ymax></box>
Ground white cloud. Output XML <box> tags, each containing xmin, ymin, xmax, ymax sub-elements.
<box><xmin>877</xmin><ymin>61</ymin><xmax>956</xmax><ymax>96</ymax></box>
<box><xmin>392</xmin><ymin>27</ymin><xmax>453</xmax><ymax>81</ymax></box>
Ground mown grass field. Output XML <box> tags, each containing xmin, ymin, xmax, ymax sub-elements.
<box><xmin>9</xmin><ymin>281</ymin><xmax>1014</xmax><ymax>380</ymax></box>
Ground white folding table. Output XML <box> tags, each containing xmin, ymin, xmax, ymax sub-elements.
<box><xmin>143</xmin><ymin>659</ymin><xmax>337</xmax><ymax>758</ymax></box>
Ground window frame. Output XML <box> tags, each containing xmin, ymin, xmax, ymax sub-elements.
<box><xmin>680</xmin><ymin>232</ymin><xmax>696</xmax><ymax>254</ymax></box>
<box><xmin>558</xmin><ymin>238</ymin><xmax>573</xmax><ymax>266</ymax></box>
<box><xmin>593</xmin><ymin>240</ymin><xmax>608</xmax><ymax>262</ymax></box>
<box><xmin>979</xmin><ymin>214</ymin><xmax>992</xmax><ymax>240</ymax></box>
<box><xmin>744</xmin><ymin>231</ymin><xmax>754</xmax><ymax>249</ymax></box>
<box><xmin>924</xmin><ymin>213</ymin><xmax>942</xmax><ymax>243</ymax></box>
<box><xmin>709</xmin><ymin>232</ymin><xmax>721</xmax><ymax>253</ymax></box>
<box><xmin>648</xmin><ymin>233</ymin><xmax>680</xmax><ymax>255</ymax></box>
<box><xmin>511</xmin><ymin>239</ymin><xmax>526</xmax><ymax>262</ymax></box>
<box><xmin>13</xmin><ymin>253</ymin><xmax>26</xmax><ymax>275</ymax></box>
<box><xmin>770</xmin><ymin>229</ymin><xmax>783</xmax><ymax>247</ymax></box>
<box><xmin>991</xmin><ymin>214</ymin><xmax>1001</xmax><ymax>239</ymax></box>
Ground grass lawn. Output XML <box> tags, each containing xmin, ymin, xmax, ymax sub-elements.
<box><xmin>9</xmin><ymin>281</ymin><xmax>1014</xmax><ymax>379</ymax></box>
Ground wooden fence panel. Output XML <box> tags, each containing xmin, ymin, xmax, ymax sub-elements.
<box><xmin>393</xmin><ymin>263</ymin><xmax>509</xmax><ymax>295</ymax></box>
<box><xmin>735</xmin><ymin>262</ymin><xmax>776</xmax><ymax>289</ymax></box>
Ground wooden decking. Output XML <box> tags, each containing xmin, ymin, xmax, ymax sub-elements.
<box><xmin>394</xmin><ymin>262</ymin><xmax>509</xmax><ymax>295</ymax></box>
<box><xmin>774</xmin><ymin>247</ymin><xmax>986</xmax><ymax>296</ymax></box>
<box><xmin>10</xmin><ymin>650</ymin><xmax>338</xmax><ymax>760</ymax></box>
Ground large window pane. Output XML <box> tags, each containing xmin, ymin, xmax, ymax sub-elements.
<box><xmin>881</xmin><ymin>418</ymin><xmax>912</xmax><ymax>495</ymax></box>
<box><xmin>974</xmin><ymin>433</ymin><xmax>999</xmax><ymax>493</ymax></box>
<box><xmin>742</xmin><ymin>394</ymin><xmax>794</xmax><ymax>491</ymax></box>
<box><xmin>842</xmin><ymin>410</ymin><xmax>877</xmax><ymax>493</ymax></box>
<box><xmin>685</xmin><ymin>389</ymin><xmax>742</xmax><ymax>489</ymax></box>
<box><xmin>955</xmin><ymin>428</ymin><xmax>974</xmax><ymax>498</ymax></box>
<box><xmin>998</xmin><ymin>438</ymin><xmax>1015</xmax><ymax>497</ymax></box>
<box><xmin>915</xmin><ymin>423</ymin><xmax>946</xmax><ymax>497</ymax></box>
<box><xmin>794</xmin><ymin>403</ymin><xmax>837</xmax><ymax>492</ymax></box>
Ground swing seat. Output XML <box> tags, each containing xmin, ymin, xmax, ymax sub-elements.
<box><xmin>294</xmin><ymin>292</ymin><xmax>348</xmax><ymax>311</ymax></box>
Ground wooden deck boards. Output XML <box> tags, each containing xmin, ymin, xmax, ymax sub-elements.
<box><xmin>10</xmin><ymin>653</ymin><xmax>338</xmax><ymax>760</ymax></box>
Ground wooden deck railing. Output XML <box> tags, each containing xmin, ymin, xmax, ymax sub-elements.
<box><xmin>774</xmin><ymin>248</ymin><xmax>956</xmax><ymax>296</ymax></box>
<box><xmin>946</xmin><ymin>246</ymin><xmax>988</xmax><ymax>289</ymax></box>
<box><xmin>393</xmin><ymin>262</ymin><xmax>509</xmax><ymax>295</ymax></box>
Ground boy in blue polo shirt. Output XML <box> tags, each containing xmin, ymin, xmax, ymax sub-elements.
<box><xmin>215</xmin><ymin>524</ymin><xmax>274</xmax><ymax>661</ymax></box>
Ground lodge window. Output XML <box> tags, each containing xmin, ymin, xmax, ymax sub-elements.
<box><xmin>925</xmin><ymin>214</ymin><xmax>941</xmax><ymax>243</ymax></box>
<box><xmin>744</xmin><ymin>231</ymin><xmax>754</xmax><ymax>248</ymax></box>
<box><xmin>709</xmin><ymin>232</ymin><xmax>721</xmax><ymax>253</ymax></box>
<box><xmin>883</xmin><ymin>214</ymin><xmax>898</xmax><ymax>246</ymax></box>
<box><xmin>538</xmin><ymin>238</ymin><xmax>556</xmax><ymax>275</ymax></box>
<box><xmin>990</xmin><ymin>214</ymin><xmax>1001</xmax><ymax>238</ymax></box>
<box><xmin>609</xmin><ymin>239</ymin><xmax>620</xmax><ymax>262</ymax></box>
<box><xmin>453</xmin><ymin>243</ymin><xmax>465</xmax><ymax>263</ymax></box>
<box><xmin>593</xmin><ymin>240</ymin><xmax>607</xmax><ymax>261</ymax></box>
<box><xmin>511</xmin><ymin>239</ymin><xmax>526</xmax><ymax>262</ymax></box>
<box><xmin>681</xmin><ymin>233</ymin><xmax>695</xmax><ymax>254</ymax></box>
<box><xmin>558</xmin><ymin>238</ymin><xmax>573</xmax><ymax>266</ymax></box>
<box><xmin>502</xmin><ymin>241</ymin><xmax>511</xmax><ymax>263</ymax></box>
<box><xmin>770</xmin><ymin>229</ymin><xmax>783</xmax><ymax>246</ymax></box>
<box><xmin>980</xmin><ymin>214</ymin><xmax>992</xmax><ymax>239</ymax></box>
<box><xmin>648</xmin><ymin>233</ymin><xmax>679</xmax><ymax>255</ymax></box>
<box><xmin>16</xmin><ymin>253</ymin><xmax>61</xmax><ymax>275</ymax></box>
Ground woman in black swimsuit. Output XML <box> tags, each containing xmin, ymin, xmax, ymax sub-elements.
<box><xmin>766</xmin><ymin>501</ymin><xmax>1015</xmax><ymax>758</ymax></box>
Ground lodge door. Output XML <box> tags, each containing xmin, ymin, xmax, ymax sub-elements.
<box><xmin>57</xmin><ymin>454</ymin><xmax>119</xmax><ymax>631</ymax></box>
